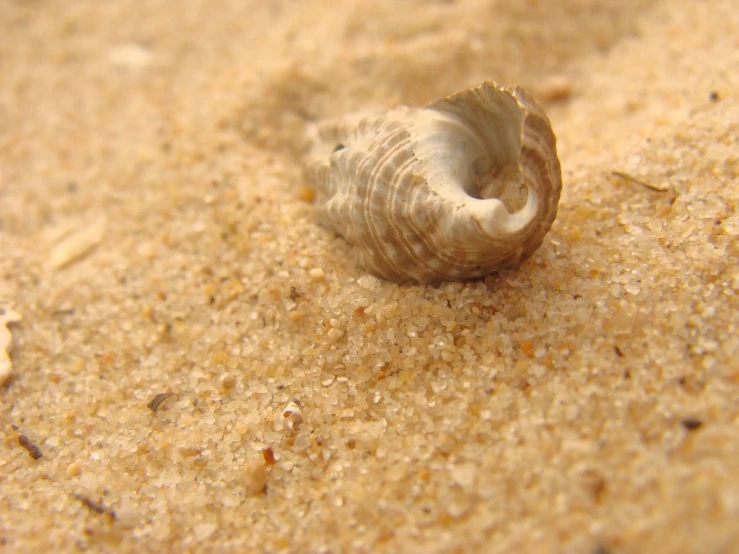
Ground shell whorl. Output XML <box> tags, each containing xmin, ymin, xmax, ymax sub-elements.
<box><xmin>304</xmin><ymin>81</ymin><xmax>562</xmax><ymax>284</ymax></box>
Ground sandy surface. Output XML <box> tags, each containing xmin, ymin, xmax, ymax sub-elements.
<box><xmin>1</xmin><ymin>0</ymin><xmax>738</xmax><ymax>552</ymax></box>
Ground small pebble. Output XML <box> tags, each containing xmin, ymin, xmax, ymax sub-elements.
<box><xmin>193</xmin><ymin>522</ymin><xmax>217</xmax><ymax>541</ymax></box>
<box><xmin>243</xmin><ymin>461</ymin><xmax>268</xmax><ymax>496</ymax></box>
<box><xmin>116</xmin><ymin>502</ymin><xmax>141</xmax><ymax>528</ymax></box>
<box><xmin>66</xmin><ymin>462</ymin><xmax>81</xmax><ymax>477</ymax></box>
<box><xmin>262</xmin><ymin>447</ymin><xmax>277</xmax><ymax>465</ymax></box>
<box><xmin>537</xmin><ymin>74</ymin><xmax>574</xmax><ymax>103</ymax></box>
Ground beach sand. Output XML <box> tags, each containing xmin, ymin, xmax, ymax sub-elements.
<box><xmin>1</xmin><ymin>0</ymin><xmax>738</xmax><ymax>552</ymax></box>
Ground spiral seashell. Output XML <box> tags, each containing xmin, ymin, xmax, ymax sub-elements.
<box><xmin>304</xmin><ymin>81</ymin><xmax>562</xmax><ymax>284</ymax></box>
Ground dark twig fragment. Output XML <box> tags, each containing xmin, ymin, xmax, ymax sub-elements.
<box><xmin>611</xmin><ymin>171</ymin><xmax>669</xmax><ymax>193</ymax></box>
<box><xmin>18</xmin><ymin>434</ymin><xmax>43</xmax><ymax>460</ymax></box>
<box><xmin>73</xmin><ymin>493</ymin><xmax>116</xmax><ymax>520</ymax></box>
<box><xmin>681</xmin><ymin>417</ymin><xmax>703</xmax><ymax>431</ymax></box>
<box><xmin>147</xmin><ymin>393</ymin><xmax>171</xmax><ymax>413</ymax></box>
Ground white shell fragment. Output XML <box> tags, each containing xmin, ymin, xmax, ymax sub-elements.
<box><xmin>304</xmin><ymin>81</ymin><xmax>563</xmax><ymax>284</ymax></box>
<box><xmin>48</xmin><ymin>217</ymin><xmax>106</xmax><ymax>270</ymax></box>
<box><xmin>280</xmin><ymin>400</ymin><xmax>304</xmax><ymax>433</ymax></box>
<box><xmin>0</xmin><ymin>305</ymin><xmax>22</xmax><ymax>385</ymax></box>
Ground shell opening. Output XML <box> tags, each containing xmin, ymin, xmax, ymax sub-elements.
<box><xmin>471</xmin><ymin>157</ymin><xmax>528</xmax><ymax>213</ymax></box>
<box><xmin>415</xmin><ymin>92</ymin><xmax>531</xmax><ymax>219</ymax></box>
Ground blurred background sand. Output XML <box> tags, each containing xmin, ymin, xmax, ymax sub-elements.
<box><xmin>1</xmin><ymin>1</ymin><xmax>738</xmax><ymax>552</ymax></box>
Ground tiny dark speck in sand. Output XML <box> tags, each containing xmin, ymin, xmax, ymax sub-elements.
<box><xmin>680</xmin><ymin>417</ymin><xmax>703</xmax><ymax>431</ymax></box>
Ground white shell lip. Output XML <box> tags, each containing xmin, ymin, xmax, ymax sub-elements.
<box><xmin>305</xmin><ymin>80</ymin><xmax>563</xmax><ymax>285</ymax></box>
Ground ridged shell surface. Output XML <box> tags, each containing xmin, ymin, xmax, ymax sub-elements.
<box><xmin>304</xmin><ymin>81</ymin><xmax>562</xmax><ymax>284</ymax></box>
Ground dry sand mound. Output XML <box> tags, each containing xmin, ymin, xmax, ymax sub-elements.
<box><xmin>1</xmin><ymin>1</ymin><xmax>737</xmax><ymax>552</ymax></box>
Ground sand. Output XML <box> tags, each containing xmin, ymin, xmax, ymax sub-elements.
<box><xmin>1</xmin><ymin>0</ymin><xmax>738</xmax><ymax>552</ymax></box>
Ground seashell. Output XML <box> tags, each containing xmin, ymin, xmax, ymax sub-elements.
<box><xmin>304</xmin><ymin>80</ymin><xmax>562</xmax><ymax>284</ymax></box>
<box><xmin>280</xmin><ymin>399</ymin><xmax>304</xmax><ymax>433</ymax></box>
